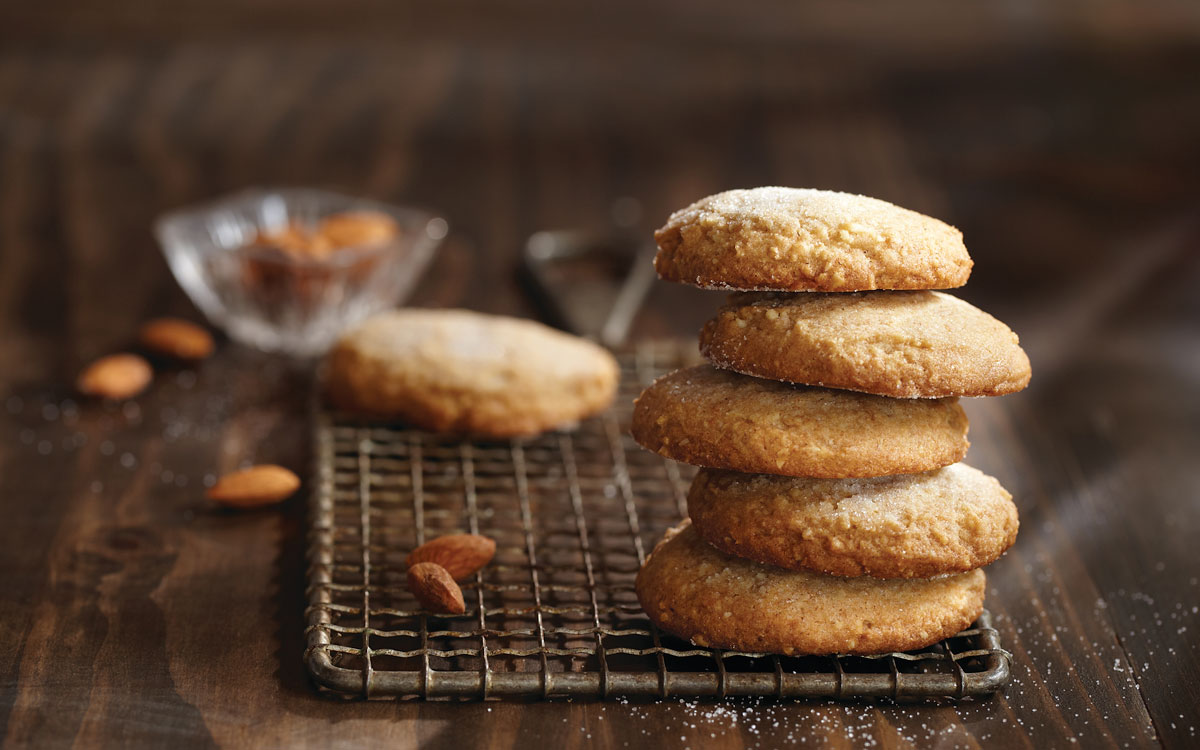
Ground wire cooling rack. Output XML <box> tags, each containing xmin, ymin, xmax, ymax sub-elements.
<box><xmin>304</xmin><ymin>341</ymin><xmax>1011</xmax><ymax>700</ymax></box>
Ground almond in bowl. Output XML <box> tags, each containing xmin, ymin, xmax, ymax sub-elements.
<box><xmin>241</xmin><ymin>210</ymin><xmax>400</xmax><ymax>305</ymax></box>
<box><xmin>317</xmin><ymin>211</ymin><xmax>400</xmax><ymax>249</ymax></box>
<box><xmin>253</xmin><ymin>224</ymin><xmax>334</xmax><ymax>259</ymax></box>
<box><xmin>155</xmin><ymin>189</ymin><xmax>446</xmax><ymax>357</ymax></box>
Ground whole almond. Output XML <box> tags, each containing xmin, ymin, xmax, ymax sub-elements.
<box><xmin>407</xmin><ymin>562</ymin><xmax>466</xmax><ymax>615</ymax></box>
<box><xmin>76</xmin><ymin>353</ymin><xmax>153</xmax><ymax>400</ymax></box>
<box><xmin>405</xmin><ymin>534</ymin><xmax>495</xmax><ymax>581</ymax></box>
<box><xmin>139</xmin><ymin>318</ymin><xmax>215</xmax><ymax>360</ymax></box>
<box><xmin>207</xmin><ymin>465</ymin><xmax>300</xmax><ymax>508</ymax></box>
<box><xmin>254</xmin><ymin>223</ymin><xmax>333</xmax><ymax>259</ymax></box>
<box><xmin>317</xmin><ymin>211</ymin><xmax>399</xmax><ymax>249</ymax></box>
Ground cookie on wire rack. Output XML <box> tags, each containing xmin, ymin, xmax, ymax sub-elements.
<box><xmin>687</xmin><ymin>464</ymin><xmax>1018</xmax><ymax>579</ymax></box>
<box><xmin>636</xmin><ymin>522</ymin><xmax>986</xmax><ymax>656</ymax></box>
<box><xmin>700</xmin><ymin>290</ymin><xmax>1030</xmax><ymax>398</ymax></box>
<box><xmin>326</xmin><ymin>309</ymin><xmax>619</xmax><ymax>437</ymax></box>
<box><xmin>653</xmin><ymin>187</ymin><xmax>971</xmax><ymax>292</ymax></box>
<box><xmin>631</xmin><ymin>365</ymin><xmax>969</xmax><ymax>478</ymax></box>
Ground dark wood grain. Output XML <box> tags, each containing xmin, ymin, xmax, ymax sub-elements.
<box><xmin>1</xmin><ymin>3</ymin><xmax>1199</xmax><ymax>747</ymax></box>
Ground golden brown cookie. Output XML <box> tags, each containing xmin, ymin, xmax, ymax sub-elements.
<box><xmin>688</xmin><ymin>464</ymin><xmax>1017</xmax><ymax>578</ymax></box>
<box><xmin>654</xmin><ymin>187</ymin><xmax>972</xmax><ymax>292</ymax></box>
<box><xmin>326</xmin><ymin>309</ymin><xmax>619</xmax><ymax>437</ymax></box>
<box><xmin>630</xmin><ymin>365</ymin><xmax>968</xmax><ymax>478</ymax></box>
<box><xmin>700</xmin><ymin>290</ymin><xmax>1030</xmax><ymax>398</ymax></box>
<box><xmin>635</xmin><ymin>522</ymin><xmax>986</xmax><ymax>655</ymax></box>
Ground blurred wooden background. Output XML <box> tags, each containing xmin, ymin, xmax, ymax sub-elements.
<box><xmin>1</xmin><ymin>1</ymin><xmax>1198</xmax><ymax>748</ymax></box>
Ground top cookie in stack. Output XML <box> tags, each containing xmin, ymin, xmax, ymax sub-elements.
<box><xmin>632</xmin><ymin>187</ymin><xmax>1030</xmax><ymax>657</ymax></box>
<box><xmin>652</xmin><ymin>187</ymin><xmax>973</xmax><ymax>292</ymax></box>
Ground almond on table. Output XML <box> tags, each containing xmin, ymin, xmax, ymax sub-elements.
<box><xmin>138</xmin><ymin>318</ymin><xmax>215</xmax><ymax>360</ymax></box>
<box><xmin>207</xmin><ymin>465</ymin><xmax>300</xmax><ymax>508</ymax></box>
<box><xmin>76</xmin><ymin>353</ymin><xmax>153</xmax><ymax>400</ymax></box>
<box><xmin>406</xmin><ymin>562</ymin><xmax>466</xmax><ymax>615</ymax></box>
<box><xmin>405</xmin><ymin>534</ymin><xmax>495</xmax><ymax>581</ymax></box>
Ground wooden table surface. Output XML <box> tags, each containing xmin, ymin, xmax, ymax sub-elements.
<box><xmin>2</xmin><ymin>3</ymin><xmax>1199</xmax><ymax>747</ymax></box>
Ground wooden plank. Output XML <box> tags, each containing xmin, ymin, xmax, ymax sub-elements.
<box><xmin>1</xmin><ymin>21</ymin><xmax>1198</xmax><ymax>746</ymax></box>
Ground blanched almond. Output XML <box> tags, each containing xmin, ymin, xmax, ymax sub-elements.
<box><xmin>207</xmin><ymin>465</ymin><xmax>300</xmax><ymax>508</ymax></box>
<box><xmin>139</xmin><ymin>318</ymin><xmax>215</xmax><ymax>360</ymax></box>
<box><xmin>76</xmin><ymin>353</ymin><xmax>153</xmax><ymax>400</ymax></box>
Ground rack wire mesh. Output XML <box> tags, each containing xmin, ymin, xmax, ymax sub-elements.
<box><xmin>304</xmin><ymin>340</ymin><xmax>1011</xmax><ymax>700</ymax></box>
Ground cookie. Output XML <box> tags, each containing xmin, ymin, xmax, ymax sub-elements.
<box><xmin>630</xmin><ymin>365</ymin><xmax>968</xmax><ymax>478</ymax></box>
<box><xmin>700</xmin><ymin>290</ymin><xmax>1031</xmax><ymax>398</ymax></box>
<box><xmin>687</xmin><ymin>464</ymin><xmax>1018</xmax><ymax>578</ymax></box>
<box><xmin>635</xmin><ymin>522</ymin><xmax>986</xmax><ymax>655</ymax></box>
<box><xmin>326</xmin><ymin>309</ymin><xmax>619</xmax><ymax>437</ymax></box>
<box><xmin>654</xmin><ymin>187</ymin><xmax>972</xmax><ymax>292</ymax></box>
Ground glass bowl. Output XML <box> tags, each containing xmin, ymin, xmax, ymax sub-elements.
<box><xmin>155</xmin><ymin>188</ymin><xmax>446</xmax><ymax>356</ymax></box>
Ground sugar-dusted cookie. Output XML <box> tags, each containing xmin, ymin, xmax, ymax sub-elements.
<box><xmin>654</xmin><ymin>187</ymin><xmax>972</xmax><ymax>292</ymax></box>
<box><xmin>700</xmin><ymin>290</ymin><xmax>1030</xmax><ymax>398</ymax></box>
<box><xmin>635</xmin><ymin>522</ymin><xmax>986</xmax><ymax>655</ymax></box>
<box><xmin>688</xmin><ymin>464</ymin><xmax>1017</xmax><ymax>578</ymax></box>
<box><xmin>630</xmin><ymin>365</ymin><xmax>968</xmax><ymax>478</ymax></box>
<box><xmin>326</xmin><ymin>309</ymin><xmax>619</xmax><ymax>437</ymax></box>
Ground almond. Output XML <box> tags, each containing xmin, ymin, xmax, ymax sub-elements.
<box><xmin>207</xmin><ymin>465</ymin><xmax>300</xmax><ymax>508</ymax></box>
<box><xmin>317</xmin><ymin>211</ymin><xmax>399</xmax><ymax>249</ymax></box>
<box><xmin>254</xmin><ymin>224</ymin><xmax>334</xmax><ymax>259</ymax></box>
<box><xmin>407</xmin><ymin>562</ymin><xmax>466</xmax><ymax>615</ymax></box>
<box><xmin>76</xmin><ymin>353</ymin><xmax>153</xmax><ymax>400</ymax></box>
<box><xmin>138</xmin><ymin>318</ymin><xmax>215</xmax><ymax>360</ymax></box>
<box><xmin>405</xmin><ymin>534</ymin><xmax>495</xmax><ymax>581</ymax></box>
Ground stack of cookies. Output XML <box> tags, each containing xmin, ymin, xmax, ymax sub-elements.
<box><xmin>632</xmin><ymin>187</ymin><xmax>1031</xmax><ymax>656</ymax></box>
